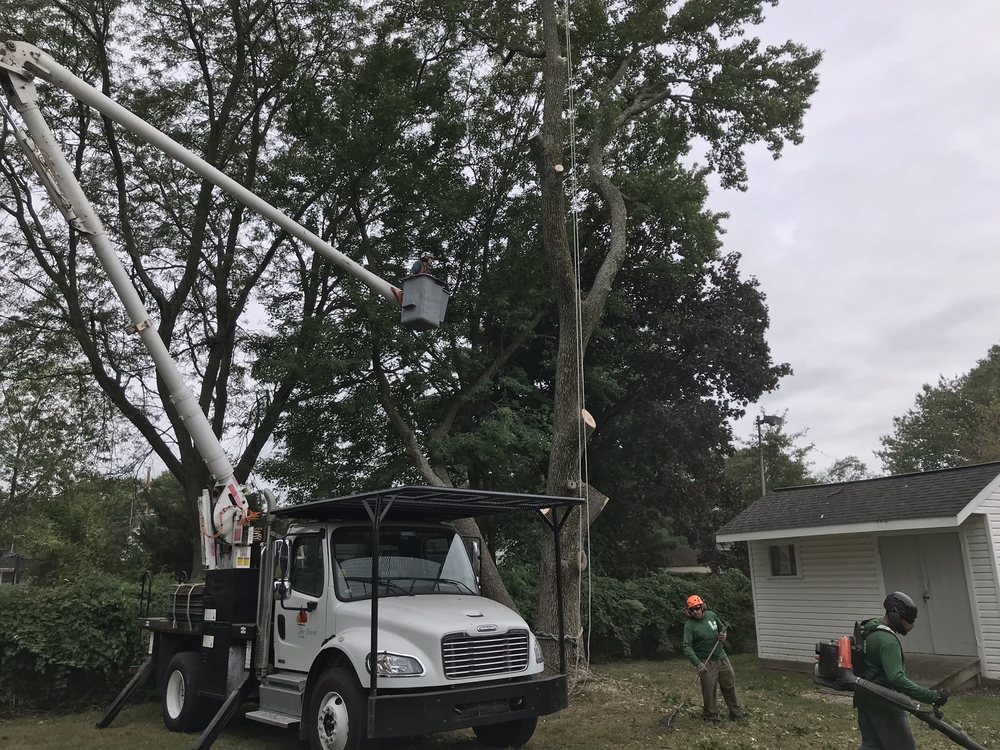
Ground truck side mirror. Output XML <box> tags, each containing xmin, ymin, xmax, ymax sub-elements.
<box><xmin>273</xmin><ymin>539</ymin><xmax>291</xmax><ymax>600</ymax></box>
<box><xmin>274</xmin><ymin>578</ymin><xmax>291</xmax><ymax>601</ymax></box>
<box><xmin>463</xmin><ymin>536</ymin><xmax>482</xmax><ymax>582</ymax></box>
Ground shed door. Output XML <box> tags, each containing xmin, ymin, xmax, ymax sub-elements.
<box><xmin>878</xmin><ymin>533</ymin><xmax>977</xmax><ymax>656</ymax></box>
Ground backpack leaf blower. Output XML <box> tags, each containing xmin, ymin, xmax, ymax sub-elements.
<box><xmin>814</xmin><ymin>635</ymin><xmax>988</xmax><ymax>750</ymax></box>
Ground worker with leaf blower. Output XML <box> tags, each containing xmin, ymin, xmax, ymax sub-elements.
<box><xmin>855</xmin><ymin>591</ymin><xmax>949</xmax><ymax>749</ymax></box>
<box><xmin>682</xmin><ymin>594</ymin><xmax>745</xmax><ymax>724</ymax></box>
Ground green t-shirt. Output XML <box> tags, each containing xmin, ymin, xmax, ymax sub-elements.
<box><xmin>682</xmin><ymin>611</ymin><xmax>728</xmax><ymax>666</ymax></box>
<box><xmin>855</xmin><ymin>618</ymin><xmax>939</xmax><ymax>711</ymax></box>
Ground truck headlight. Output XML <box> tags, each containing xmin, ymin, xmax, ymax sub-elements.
<box><xmin>367</xmin><ymin>652</ymin><xmax>425</xmax><ymax>677</ymax></box>
<box><xmin>533</xmin><ymin>639</ymin><xmax>544</xmax><ymax>665</ymax></box>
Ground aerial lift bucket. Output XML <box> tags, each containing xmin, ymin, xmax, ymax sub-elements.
<box><xmin>400</xmin><ymin>273</ymin><xmax>449</xmax><ymax>331</ymax></box>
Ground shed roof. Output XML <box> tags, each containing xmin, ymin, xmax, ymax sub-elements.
<box><xmin>716</xmin><ymin>461</ymin><xmax>1000</xmax><ymax>542</ymax></box>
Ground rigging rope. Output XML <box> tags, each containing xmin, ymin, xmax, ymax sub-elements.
<box><xmin>562</xmin><ymin>0</ymin><xmax>594</xmax><ymax>685</ymax></box>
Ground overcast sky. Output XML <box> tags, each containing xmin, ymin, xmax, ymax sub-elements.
<box><xmin>719</xmin><ymin>1</ymin><xmax>1000</xmax><ymax>475</ymax></box>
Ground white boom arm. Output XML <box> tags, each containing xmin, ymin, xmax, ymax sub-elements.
<box><xmin>0</xmin><ymin>41</ymin><xmax>406</xmax><ymax>569</ymax></box>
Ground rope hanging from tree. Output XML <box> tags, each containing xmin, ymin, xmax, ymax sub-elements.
<box><xmin>562</xmin><ymin>0</ymin><xmax>594</xmax><ymax>684</ymax></box>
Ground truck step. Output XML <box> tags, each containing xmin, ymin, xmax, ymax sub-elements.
<box><xmin>258</xmin><ymin>671</ymin><xmax>308</xmax><ymax>717</ymax></box>
<box><xmin>261</xmin><ymin>671</ymin><xmax>308</xmax><ymax>690</ymax></box>
<box><xmin>244</xmin><ymin>709</ymin><xmax>300</xmax><ymax>728</ymax></box>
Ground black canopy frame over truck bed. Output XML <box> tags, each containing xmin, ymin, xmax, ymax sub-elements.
<box><xmin>101</xmin><ymin>485</ymin><xmax>585</xmax><ymax>749</ymax></box>
<box><xmin>272</xmin><ymin>486</ymin><xmax>585</xmax><ymax>678</ymax></box>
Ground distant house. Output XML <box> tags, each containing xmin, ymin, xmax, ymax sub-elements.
<box><xmin>716</xmin><ymin>462</ymin><xmax>1000</xmax><ymax>687</ymax></box>
<box><xmin>664</xmin><ymin>544</ymin><xmax>711</xmax><ymax>574</ymax></box>
<box><xmin>0</xmin><ymin>552</ymin><xmax>24</xmax><ymax>585</ymax></box>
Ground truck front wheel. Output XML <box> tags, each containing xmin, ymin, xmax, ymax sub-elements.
<box><xmin>162</xmin><ymin>652</ymin><xmax>212</xmax><ymax>732</ymax></box>
<box><xmin>473</xmin><ymin>716</ymin><xmax>538</xmax><ymax>748</ymax></box>
<box><xmin>308</xmin><ymin>667</ymin><xmax>365</xmax><ymax>750</ymax></box>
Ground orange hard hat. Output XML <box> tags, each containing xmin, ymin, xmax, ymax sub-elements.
<box><xmin>686</xmin><ymin>595</ymin><xmax>704</xmax><ymax>609</ymax></box>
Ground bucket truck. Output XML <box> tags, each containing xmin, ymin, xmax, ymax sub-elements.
<box><xmin>0</xmin><ymin>40</ymin><xmax>579</xmax><ymax>750</ymax></box>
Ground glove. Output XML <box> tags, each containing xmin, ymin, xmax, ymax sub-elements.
<box><xmin>697</xmin><ymin>663</ymin><xmax>708</xmax><ymax>675</ymax></box>
<box><xmin>934</xmin><ymin>689</ymin><xmax>950</xmax><ymax>707</ymax></box>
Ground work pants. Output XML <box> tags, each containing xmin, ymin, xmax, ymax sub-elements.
<box><xmin>857</xmin><ymin>706</ymin><xmax>917</xmax><ymax>750</ymax></box>
<box><xmin>698</xmin><ymin>658</ymin><xmax>742</xmax><ymax>721</ymax></box>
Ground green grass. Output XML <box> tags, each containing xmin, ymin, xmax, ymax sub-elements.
<box><xmin>2</xmin><ymin>655</ymin><xmax>999</xmax><ymax>749</ymax></box>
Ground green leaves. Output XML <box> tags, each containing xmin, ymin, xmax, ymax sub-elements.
<box><xmin>878</xmin><ymin>344</ymin><xmax>1000</xmax><ymax>473</ymax></box>
<box><xmin>0</xmin><ymin>575</ymin><xmax>169</xmax><ymax>710</ymax></box>
<box><xmin>587</xmin><ymin>569</ymin><xmax>755</xmax><ymax>658</ymax></box>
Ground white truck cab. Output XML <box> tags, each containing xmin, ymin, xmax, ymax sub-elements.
<box><xmin>250</xmin><ymin>487</ymin><xmax>577</xmax><ymax>750</ymax></box>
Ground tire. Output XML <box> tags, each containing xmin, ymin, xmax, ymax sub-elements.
<box><xmin>308</xmin><ymin>667</ymin><xmax>366</xmax><ymax>750</ymax></box>
<box><xmin>161</xmin><ymin>651</ymin><xmax>213</xmax><ymax>732</ymax></box>
<box><xmin>472</xmin><ymin>717</ymin><xmax>538</xmax><ymax>748</ymax></box>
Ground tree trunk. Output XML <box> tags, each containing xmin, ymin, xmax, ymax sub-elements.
<box><xmin>531</xmin><ymin>0</ymin><xmax>586</xmax><ymax>674</ymax></box>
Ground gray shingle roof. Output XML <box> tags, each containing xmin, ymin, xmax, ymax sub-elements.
<box><xmin>717</xmin><ymin>461</ymin><xmax>1000</xmax><ymax>538</ymax></box>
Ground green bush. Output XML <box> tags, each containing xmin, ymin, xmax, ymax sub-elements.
<box><xmin>0</xmin><ymin>574</ymin><xmax>169</xmax><ymax>711</ymax></box>
<box><xmin>501</xmin><ymin>564</ymin><xmax>755</xmax><ymax>661</ymax></box>
<box><xmin>587</xmin><ymin>569</ymin><xmax>756</xmax><ymax>660</ymax></box>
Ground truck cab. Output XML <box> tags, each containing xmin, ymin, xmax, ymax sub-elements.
<box><xmin>266</xmin><ymin>516</ymin><xmax>548</xmax><ymax>748</ymax></box>
<box><xmin>254</xmin><ymin>487</ymin><xmax>575</xmax><ymax>750</ymax></box>
<box><xmin>276</xmin><ymin>520</ymin><xmax>539</xmax><ymax>681</ymax></box>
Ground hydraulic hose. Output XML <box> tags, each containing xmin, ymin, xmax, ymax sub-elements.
<box><xmin>852</xmin><ymin>677</ymin><xmax>988</xmax><ymax>750</ymax></box>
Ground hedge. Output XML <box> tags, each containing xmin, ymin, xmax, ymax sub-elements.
<box><xmin>0</xmin><ymin>575</ymin><xmax>167</xmax><ymax>711</ymax></box>
<box><xmin>502</xmin><ymin>566</ymin><xmax>756</xmax><ymax>660</ymax></box>
<box><xmin>0</xmin><ymin>568</ymin><xmax>754</xmax><ymax>712</ymax></box>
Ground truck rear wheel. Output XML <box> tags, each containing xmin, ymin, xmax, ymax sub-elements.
<box><xmin>308</xmin><ymin>667</ymin><xmax>365</xmax><ymax>750</ymax></box>
<box><xmin>473</xmin><ymin>716</ymin><xmax>538</xmax><ymax>748</ymax></box>
<box><xmin>162</xmin><ymin>651</ymin><xmax>212</xmax><ymax>732</ymax></box>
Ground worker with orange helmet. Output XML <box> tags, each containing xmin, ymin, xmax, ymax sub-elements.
<box><xmin>682</xmin><ymin>594</ymin><xmax>745</xmax><ymax>724</ymax></box>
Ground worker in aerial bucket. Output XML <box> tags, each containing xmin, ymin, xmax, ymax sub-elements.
<box><xmin>682</xmin><ymin>594</ymin><xmax>745</xmax><ymax>724</ymax></box>
<box><xmin>409</xmin><ymin>254</ymin><xmax>434</xmax><ymax>276</ymax></box>
<box><xmin>854</xmin><ymin>591</ymin><xmax>949</xmax><ymax>749</ymax></box>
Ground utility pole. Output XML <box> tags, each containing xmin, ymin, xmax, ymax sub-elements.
<box><xmin>756</xmin><ymin>414</ymin><xmax>783</xmax><ymax>497</ymax></box>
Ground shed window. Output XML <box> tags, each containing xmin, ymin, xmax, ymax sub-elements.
<box><xmin>769</xmin><ymin>544</ymin><xmax>797</xmax><ymax>576</ymax></box>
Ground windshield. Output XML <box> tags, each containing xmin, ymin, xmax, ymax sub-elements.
<box><xmin>331</xmin><ymin>527</ymin><xmax>479</xmax><ymax>601</ymax></box>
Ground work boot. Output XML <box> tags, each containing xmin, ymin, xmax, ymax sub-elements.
<box><xmin>729</xmin><ymin>710</ymin><xmax>746</xmax><ymax>721</ymax></box>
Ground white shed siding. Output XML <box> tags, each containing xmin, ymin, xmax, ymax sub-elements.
<box><xmin>750</xmin><ymin>535</ymin><xmax>884</xmax><ymax>663</ymax></box>
<box><xmin>970</xmin><ymin>488</ymin><xmax>1000</xmax><ymax>679</ymax></box>
<box><xmin>961</xmin><ymin>515</ymin><xmax>1000</xmax><ymax>678</ymax></box>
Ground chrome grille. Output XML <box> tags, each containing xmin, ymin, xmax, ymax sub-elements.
<box><xmin>441</xmin><ymin>629</ymin><xmax>529</xmax><ymax>679</ymax></box>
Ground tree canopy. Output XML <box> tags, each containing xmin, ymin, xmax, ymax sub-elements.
<box><xmin>879</xmin><ymin>345</ymin><xmax>1000</xmax><ymax>474</ymax></box>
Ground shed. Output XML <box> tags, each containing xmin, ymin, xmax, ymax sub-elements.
<box><xmin>716</xmin><ymin>462</ymin><xmax>1000</xmax><ymax>687</ymax></box>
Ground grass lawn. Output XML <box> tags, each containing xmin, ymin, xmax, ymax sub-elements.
<box><xmin>2</xmin><ymin>655</ymin><xmax>998</xmax><ymax>749</ymax></box>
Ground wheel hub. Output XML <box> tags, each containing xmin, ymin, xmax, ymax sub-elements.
<box><xmin>317</xmin><ymin>691</ymin><xmax>349</xmax><ymax>750</ymax></box>
<box><xmin>165</xmin><ymin>670</ymin><xmax>185</xmax><ymax>719</ymax></box>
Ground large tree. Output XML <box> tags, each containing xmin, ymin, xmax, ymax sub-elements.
<box><xmin>523</xmin><ymin>0</ymin><xmax>819</xmax><ymax>667</ymax></box>
<box><xmin>0</xmin><ymin>0</ymin><xmax>469</xmax><ymax>574</ymax></box>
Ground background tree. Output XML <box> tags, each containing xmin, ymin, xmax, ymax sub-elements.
<box><xmin>821</xmin><ymin>455</ymin><xmax>874</xmax><ymax>483</ymax></box>
<box><xmin>0</xmin><ymin>280</ymin><xmax>130</xmax><ymax>552</ymax></box>
<box><xmin>879</xmin><ymin>345</ymin><xmax>1000</xmax><ymax>473</ymax></box>
<box><xmin>725</xmin><ymin>419</ymin><xmax>815</xmax><ymax>505</ymax></box>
